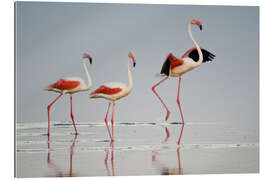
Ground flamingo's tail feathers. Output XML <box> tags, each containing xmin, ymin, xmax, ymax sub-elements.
<box><xmin>89</xmin><ymin>93</ymin><xmax>98</xmax><ymax>99</ymax></box>
<box><xmin>89</xmin><ymin>90</ymin><xmax>98</xmax><ymax>98</ymax></box>
<box><xmin>44</xmin><ymin>84</ymin><xmax>54</xmax><ymax>91</ymax></box>
<box><xmin>155</xmin><ymin>73</ymin><xmax>167</xmax><ymax>78</ymax></box>
<box><xmin>44</xmin><ymin>85</ymin><xmax>52</xmax><ymax>91</ymax></box>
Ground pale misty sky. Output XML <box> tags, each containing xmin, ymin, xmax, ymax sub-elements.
<box><xmin>16</xmin><ymin>2</ymin><xmax>259</xmax><ymax>135</ymax></box>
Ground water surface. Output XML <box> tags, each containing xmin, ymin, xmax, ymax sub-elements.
<box><xmin>16</xmin><ymin>121</ymin><xmax>259</xmax><ymax>177</ymax></box>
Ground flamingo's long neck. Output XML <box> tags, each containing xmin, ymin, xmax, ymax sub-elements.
<box><xmin>127</xmin><ymin>57</ymin><xmax>133</xmax><ymax>91</ymax></box>
<box><xmin>188</xmin><ymin>23</ymin><xmax>203</xmax><ymax>65</ymax></box>
<box><xmin>82</xmin><ymin>59</ymin><xmax>92</xmax><ymax>90</ymax></box>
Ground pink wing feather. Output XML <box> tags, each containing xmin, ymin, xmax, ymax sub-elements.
<box><xmin>46</xmin><ymin>79</ymin><xmax>80</xmax><ymax>91</ymax></box>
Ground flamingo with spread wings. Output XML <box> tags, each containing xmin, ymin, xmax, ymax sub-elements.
<box><xmin>152</xmin><ymin>18</ymin><xmax>215</xmax><ymax>144</ymax></box>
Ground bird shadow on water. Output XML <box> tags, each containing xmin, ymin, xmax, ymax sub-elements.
<box><xmin>47</xmin><ymin>134</ymin><xmax>78</xmax><ymax>177</ymax></box>
<box><xmin>152</xmin><ymin>123</ymin><xmax>184</xmax><ymax>175</ymax></box>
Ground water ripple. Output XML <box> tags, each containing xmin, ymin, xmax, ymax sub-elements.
<box><xmin>17</xmin><ymin>142</ymin><xmax>258</xmax><ymax>153</ymax></box>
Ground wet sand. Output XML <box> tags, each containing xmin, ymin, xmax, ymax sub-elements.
<box><xmin>15</xmin><ymin>121</ymin><xmax>259</xmax><ymax>177</ymax></box>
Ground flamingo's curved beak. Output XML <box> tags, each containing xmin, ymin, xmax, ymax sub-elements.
<box><xmin>129</xmin><ymin>52</ymin><xmax>136</xmax><ymax>67</ymax></box>
<box><xmin>83</xmin><ymin>53</ymin><xmax>92</xmax><ymax>64</ymax></box>
<box><xmin>191</xmin><ymin>19</ymin><xmax>202</xmax><ymax>31</ymax></box>
<box><xmin>132</xmin><ymin>56</ymin><xmax>136</xmax><ymax>67</ymax></box>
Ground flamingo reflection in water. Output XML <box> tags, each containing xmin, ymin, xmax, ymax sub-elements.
<box><xmin>47</xmin><ymin>135</ymin><xmax>78</xmax><ymax>177</ymax></box>
<box><xmin>104</xmin><ymin>142</ymin><xmax>115</xmax><ymax>176</ymax></box>
<box><xmin>152</xmin><ymin>124</ymin><xmax>184</xmax><ymax>175</ymax></box>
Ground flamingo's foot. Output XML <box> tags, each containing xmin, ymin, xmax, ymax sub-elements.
<box><xmin>165</xmin><ymin>111</ymin><xmax>171</xmax><ymax>121</ymax></box>
<box><xmin>180</xmin><ymin>120</ymin><xmax>185</xmax><ymax>125</ymax></box>
<box><xmin>107</xmin><ymin>133</ymin><xmax>112</xmax><ymax>141</ymax></box>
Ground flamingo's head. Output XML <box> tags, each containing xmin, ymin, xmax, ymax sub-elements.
<box><xmin>128</xmin><ymin>51</ymin><xmax>136</xmax><ymax>67</ymax></box>
<box><xmin>191</xmin><ymin>18</ymin><xmax>202</xmax><ymax>30</ymax></box>
<box><xmin>83</xmin><ymin>53</ymin><xmax>92</xmax><ymax>64</ymax></box>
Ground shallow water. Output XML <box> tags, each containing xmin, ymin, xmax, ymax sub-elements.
<box><xmin>15</xmin><ymin>121</ymin><xmax>259</xmax><ymax>177</ymax></box>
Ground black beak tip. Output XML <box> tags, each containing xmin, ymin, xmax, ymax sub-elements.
<box><xmin>89</xmin><ymin>57</ymin><xmax>92</xmax><ymax>64</ymax></box>
<box><xmin>133</xmin><ymin>62</ymin><xmax>136</xmax><ymax>67</ymax></box>
<box><xmin>200</xmin><ymin>25</ymin><xmax>202</xmax><ymax>31</ymax></box>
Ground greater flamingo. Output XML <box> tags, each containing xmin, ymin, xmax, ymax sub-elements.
<box><xmin>90</xmin><ymin>52</ymin><xmax>136</xmax><ymax>142</ymax></box>
<box><xmin>152</xmin><ymin>19</ymin><xmax>215</xmax><ymax>144</ymax></box>
<box><xmin>45</xmin><ymin>53</ymin><xmax>93</xmax><ymax>136</ymax></box>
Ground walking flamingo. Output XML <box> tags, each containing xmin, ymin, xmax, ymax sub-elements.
<box><xmin>45</xmin><ymin>53</ymin><xmax>93</xmax><ymax>136</ymax></box>
<box><xmin>152</xmin><ymin>18</ymin><xmax>215</xmax><ymax>144</ymax></box>
<box><xmin>90</xmin><ymin>52</ymin><xmax>136</xmax><ymax>142</ymax></box>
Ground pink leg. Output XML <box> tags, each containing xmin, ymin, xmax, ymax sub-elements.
<box><xmin>152</xmin><ymin>77</ymin><xmax>170</xmax><ymax>121</ymax></box>
<box><xmin>70</xmin><ymin>95</ymin><xmax>78</xmax><ymax>135</ymax></box>
<box><xmin>47</xmin><ymin>93</ymin><xmax>63</xmax><ymax>136</ymax></box>
<box><xmin>105</xmin><ymin>102</ymin><xmax>112</xmax><ymax>140</ymax></box>
<box><xmin>177</xmin><ymin>77</ymin><xmax>185</xmax><ymax>145</ymax></box>
<box><xmin>176</xmin><ymin>77</ymin><xmax>184</xmax><ymax>124</ymax></box>
<box><xmin>111</xmin><ymin>102</ymin><xmax>116</xmax><ymax>142</ymax></box>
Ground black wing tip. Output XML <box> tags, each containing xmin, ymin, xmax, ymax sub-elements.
<box><xmin>188</xmin><ymin>48</ymin><xmax>215</xmax><ymax>63</ymax></box>
<box><xmin>160</xmin><ymin>55</ymin><xmax>171</xmax><ymax>76</ymax></box>
<box><xmin>201</xmin><ymin>49</ymin><xmax>216</xmax><ymax>63</ymax></box>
